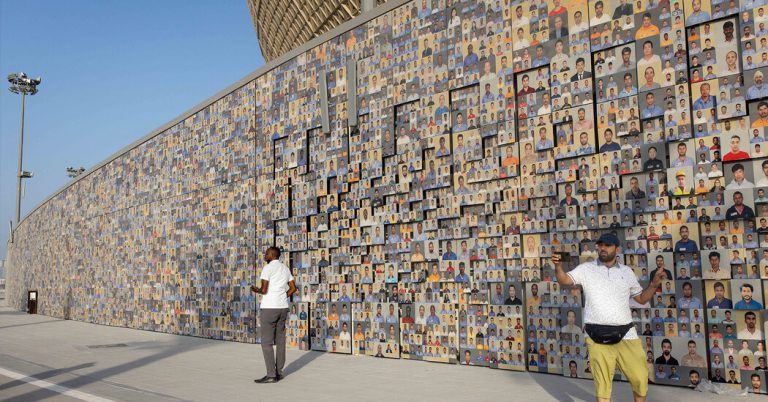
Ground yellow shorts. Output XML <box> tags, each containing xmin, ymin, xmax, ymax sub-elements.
<box><xmin>586</xmin><ymin>337</ymin><xmax>649</xmax><ymax>399</ymax></box>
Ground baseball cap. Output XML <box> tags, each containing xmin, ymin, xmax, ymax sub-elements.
<box><xmin>596</xmin><ymin>233</ymin><xmax>620</xmax><ymax>247</ymax></box>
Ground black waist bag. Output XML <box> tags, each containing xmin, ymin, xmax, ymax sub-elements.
<box><xmin>585</xmin><ymin>323</ymin><xmax>635</xmax><ymax>345</ymax></box>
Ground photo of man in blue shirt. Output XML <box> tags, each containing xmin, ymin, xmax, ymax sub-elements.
<box><xmin>426</xmin><ymin>305</ymin><xmax>441</xmax><ymax>325</ymax></box>
<box><xmin>734</xmin><ymin>283</ymin><xmax>764</xmax><ymax>309</ymax></box>
<box><xmin>641</xmin><ymin>92</ymin><xmax>663</xmax><ymax>118</ymax></box>
<box><xmin>442</xmin><ymin>241</ymin><xmax>457</xmax><ymax>260</ymax></box>
<box><xmin>706</xmin><ymin>282</ymin><xmax>733</xmax><ymax>309</ymax></box>
<box><xmin>748</xmin><ymin>70</ymin><xmax>768</xmax><ymax>100</ymax></box>
<box><xmin>686</xmin><ymin>0</ymin><xmax>710</xmax><ymax>25</ymax></box>
<box><xmin>693</xmin><ymin>82</ymin><xmax>716</xmax><ymax>110</ymax></box>
<box><xmin>674</xmin><ymin>226</ymin><xmax>698</xmax><ymax>252</ymax></box>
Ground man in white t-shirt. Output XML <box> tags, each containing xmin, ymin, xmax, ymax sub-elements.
<box><xmin>554</xmin><ymin>233</ymin><xmax>664</xmax><ymax>402</ymax></box>
<box><xmin>738</xmin><ymin>311</ymin><xmax>763</xmax><ymax>340</ymax></box>
<box><xmin>590</xmin><ymin>0</ymin><xmax>611</xmax><ymax>26</ymax></box>
<box><xmin>252</xmin><ymin>246</ymin><xmax>297</xmax><ymax>383</ymax></box>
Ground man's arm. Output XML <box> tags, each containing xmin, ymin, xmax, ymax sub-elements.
<box><xmin>287</xmin><ymin>280</ymin><xmax>298</xmax><ymax>297</ymax></box>
<box><xmin>552</xmin><ymin>253</ymin><xmax>574</xmax><ymax>286</ymax></box>
<box><xmin>251</xmin><ymin>279</ymin><xmax>269</xmax><ymax>295</ymax></box>
<box><xmin>633</xmin><ymin>269</ymin><xmax>665</xmax><ymax>305</ymax></box>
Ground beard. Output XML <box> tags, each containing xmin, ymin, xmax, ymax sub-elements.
<box><xmin>598</xmin><ymin>249</ymin><xmax>616</xmax><ymax>263</ymax></box>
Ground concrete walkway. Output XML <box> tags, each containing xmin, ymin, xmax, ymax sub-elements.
<box><xmin>0</xmin><ymin>306</ymin><xmax>759</xmax><ymax>401</ymax></box>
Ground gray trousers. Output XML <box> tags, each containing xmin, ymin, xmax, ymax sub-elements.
<box><xmin>260</xmin><ymin>308</ymin><xmax>289</xmax><ymax>377</ymax></box>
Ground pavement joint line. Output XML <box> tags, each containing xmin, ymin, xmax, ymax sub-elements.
<box><xmin>0</xmin><ymin>367</ymin><xmax>115</xmax><ymax>402</ymax></box>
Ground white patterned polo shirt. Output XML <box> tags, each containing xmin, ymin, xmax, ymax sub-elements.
<box><xmin>567</xmin><ymin>259</ymin><xmax>643</xmax><ymax>340</ymax></box>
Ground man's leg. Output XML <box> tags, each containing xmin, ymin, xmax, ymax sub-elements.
<box><xmin>586</xmin><ymin>338</ymin><xmax>618</xmax><ymax>402</ymax></box>
<box><xmin>615</xmin><ymin>339</ymin><xmax>649</xmax><ymax>402</ymax></box>
<box><xmin>274</xmin><ymin>308</ymin><xmax>290</xmax><ymax>377</ymax></box>
<box><xmin>260</xmin><ymin>309</ymin><xmax>278</xmax><ymax>378</ymax></box>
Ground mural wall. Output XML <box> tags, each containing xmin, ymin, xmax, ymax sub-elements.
<box><xmin>7</xmin><ymin>0</ymin><xmax>768</xmax><ymax>393</ymax></box>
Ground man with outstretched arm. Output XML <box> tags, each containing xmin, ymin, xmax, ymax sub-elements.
<box><xmin>553</xmin><ymin>233</ymin><xmax>664</xmax><ymax>402</ymax></box>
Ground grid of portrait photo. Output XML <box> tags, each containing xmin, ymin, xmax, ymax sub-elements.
<box><xmin>7</xmin><ymin>0</ymin><xmax>768</xmax><ymax>394</ymax></box>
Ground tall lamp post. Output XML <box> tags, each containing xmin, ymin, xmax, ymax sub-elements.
<box><xmin>7</xmin><ymin>73</ymin><xmax>41</xmax><ymax>237</ymax></box>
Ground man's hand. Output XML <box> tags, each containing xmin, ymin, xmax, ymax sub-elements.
<box><xmin>634</xmin><ymin>268</ymin><xmax>666</xmax><ymax>305</ymax></box>
<box><xmin>286</xmin><ymin>280</ymin><xmax>297</xmax><ymax>298</ymax></box>
<box><xmin>252</xmin><ymin>279</ymin><xmax>269</xmax><ymax>295</ymax></box>
<box><xmin>650</xmin><ymin>268</ymin><xmax>666</xmax><ymax>288</ymax></box>
<box><xmin>552</xmin><ymin>253</ymin><xmax>573</xmax><ymax>286</ymax></box>
<box><xmin>551</xmin><ymin>253</ymin><xmax>562</xmax><ymax>265</ymax></box>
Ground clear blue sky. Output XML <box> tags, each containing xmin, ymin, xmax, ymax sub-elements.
<box><xmin>0</xmin><ymin>1</ymin><xmax>264</xmax><ymax>262</ymax></box>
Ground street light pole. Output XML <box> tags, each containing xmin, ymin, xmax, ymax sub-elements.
<box><xmin>15</xmin><ymin>92</ymin><xmax>26</xmax><ymax>224</ymax></box>
<box><xmin>7</xmin><ymin>73</ymin><xmax>41</xmax><ymax>235</ymax></box>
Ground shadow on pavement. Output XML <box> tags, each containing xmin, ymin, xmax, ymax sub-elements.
<box><xmin>530</xmin><ymin>371</ymin><xmax>595</xmax><ymax>402</ymax></box>
<box><xmin>8</xmin><ymin>335</ymin><xmax>212</xmax><ymax>401</ymax></box>
<box><xmin>0</xmin><ymin>319</ymin><xmax>62</xmax><ymax>330</ymax></box>
<box><xmin>0</xmin><ymin>362</ymin><xmax>96</xmax><ymax>392</ymax></box>
<box><xmin>0</xmin><ymin>309</ymin><xmax>35</xmax><ymax>316</ymax></box>
<box><xmin>282</xmin><ymin>350</ymin><xmax>324</xmax><ymax>377</ymax></box>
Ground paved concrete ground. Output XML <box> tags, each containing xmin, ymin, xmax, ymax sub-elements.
<box><xmin>0</xmin><ymin>305</ymin><xmax>760</xmax><ymax>402</ymax></box>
